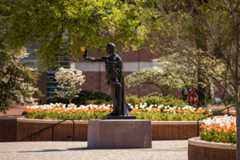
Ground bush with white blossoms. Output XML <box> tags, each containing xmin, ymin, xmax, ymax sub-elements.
<box><xmin>55</xmin><ymin>67</ymin><xmax>85</xmax><ymax>103</ymax></box>
<box><xmin>0</xmin><ymin>50</ymin><xmax>38</xmax><ymax>112</ymax></box>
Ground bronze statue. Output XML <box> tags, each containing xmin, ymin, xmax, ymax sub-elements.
<box><xmin>82</xmin><ymin>42</ymin><xmax>135</xmax><ymax>119</ymax></box>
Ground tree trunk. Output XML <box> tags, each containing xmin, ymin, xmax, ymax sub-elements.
<box><xmin>234</xmin><ymin>8</ymin><xmax>240</xmax><ymax>160</ymax></box>
<box><xmin>188</xmin><ymin>0</ymin><xmax>208</xmax><ymax>107</ymax></box>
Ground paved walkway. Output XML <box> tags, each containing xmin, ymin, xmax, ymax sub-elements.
<box><xmin>0</xmin><ymin>105</ymin><xmax>25</xmax><ymax>117</ymax></box>
<box><xmin>0</xmin><ymin>141</ymin><xmax>187</xmax><ymax>160</ymax></box>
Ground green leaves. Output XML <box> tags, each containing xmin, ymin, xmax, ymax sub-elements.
<box><xmin>200</xmin><ymin>130</ymin><xmax>236</xmax><ymax>144</ymax></box>
<box><xmin>25</xmin><ymin>110</ymin><xmax>205</xmax><ymax>121</ymax></box>
<box><xmin>25</xmin><ymin>111</ymin><xmax>109</xmax><ymax>120</ymax></box>
<box><xmin>3</xmin><ymin>0</ymin><xmax>150</xmax><ymax>69</ymax></box>
<box><xmin>126</xmin><ymin>96</ymin><xmax>186</xmax><ymax>107</ymax></box>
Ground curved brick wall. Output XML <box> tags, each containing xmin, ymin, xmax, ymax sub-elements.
<box><xmin>0</xmin><ymin>118</ymin><xmax>200</xmax><ymax>141</ymax></box>
<box><xmin>188</xmin><ymin>137</ymin><xmax>236</xmax><ymax>160</ymax></box>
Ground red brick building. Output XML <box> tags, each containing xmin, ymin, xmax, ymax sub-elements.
<box><xmin>23</xmin><ymin>48</ymin><xmax>161</xmax><ymax>102</ymax></box>
<box><xmin>76</xmin><ymin>49</ymin><xmax>160</xmax><ymax>95</ymax></box>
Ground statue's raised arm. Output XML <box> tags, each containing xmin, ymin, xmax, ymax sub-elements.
<box><xmin>82</xmin><ymin>49</ymin><xmax>106</xmax><ymax>62</ymax></box>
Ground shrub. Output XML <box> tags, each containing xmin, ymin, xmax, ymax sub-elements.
<box><xmin>47</xmin><ymin>96</ymin><xmax>69</xmax><ymax>104</ymax></box>
<box><xmin>48</xmin><ymin>90</ymin><xmax>112</xmax><ymax>105</ymax></box>
<box><xmin>126</xmin><ymin>96</ymin><xmax>141</xmax><ymax>105</ymax></box>
<box><xmin>73</xmin><ymin>90</ymin><xmax>112</xmax><ymax>105</ymax></box>
<box><xmin>126</xmin><ymin>96</ymin><xmax>186</xmax><ymax>107</ymax></box>
<box><xmin>26</xmin><ymin>111</ymin><xmax>109</xmax><ymax>120</ymax></box>
<box><xmin>143</xmin><ymin>96</ymin><xmax>161</xmax><ymax>105</ymax></box>
<box><xmin>85</xmin><ymin>99</ymin><xmax>112</xmax><ymax>105</ymax></box>
<box><xmin>55</xmin><ymin>67</ymin><xmax>85</xmax><ymax>103</ymax></box>
<box><xmin>144</xmin><ymin>96</ymin><xmax>186</xmax><ymax>107</ymax></box>
<box><xmin>131</xmin><ymin>112</ymin><xmax>206</xmax><ymax>121</ymax></box>
<box><xmin>80</xmin><ymin>90</ymin><xmax>112</xmax><ymax>101</ymax></box>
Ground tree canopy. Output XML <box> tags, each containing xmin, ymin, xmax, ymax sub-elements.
<box><xmin>2</xmin><ymin>0</ymin><xmax>151</xmax><ymax>69</ymax></box>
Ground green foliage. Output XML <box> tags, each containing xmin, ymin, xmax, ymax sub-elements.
<box><xmin>0</xmin><ymin>51</ymin><xmax>38</xmax><ymax>112</ymax></box>
<box><xmin>25</xmin><ymin>111</ymin><xmax>109</xmax><ymax>120</ymax></box>
<box><xmin>143</xmin><ymin>96</ymin><xmax>186</xmax><ymax>107</ymax></box>
<box><xmin>25</xmin><ymin>111</ymin><xmax>205</xmax><ymax>121</ymax></box>
<box><xmin>48</xmin><ymin>90</ymin><xmax>112</xmax><ymax>105</ymax></box>
<box><xmin>4</xmin><ymin>0</ymin><xmax>150</xmax><ymax>69</ymax></box>
<box><xmin>125</xmin><ymin>51</ymin><xmax>226</xmax><ymax>96</ymax></box>
<box><xmin>125</xmin><ymin>68</ymin><xmax>167</xmax><ymax>88</ymax></box>
<box><xmin>75</xmin><ymin>90</ymin><xmax>112</xmax><ymax>105</ymax></box>
<box><xmin>85</xmin><ymin>99</ymin><xmax>112</xmax><ymax>105</ymax></box>
<box><xmin>0</xmin><ymin>1</ymin><xmax>39</xmax><ymax>112</ymax></box>
<box><xmin>200</xmin><ymin>130</ymin><xmax>236</xmax><ymax>144</ymax></box>
<box><xmin>132</xmin><ymin>112</ymin><xmax>206</xmax><ymax>121</ymax></box>
<box><xmin>135</xmin><ymin>0</ymin><xmax>236</xmax><ymax>104</ymax></box>
<box><xmin>126</xmin><ymin>96</ymin><xmax>186</xmax><ymax>107</ymax></box>
<box><xmin>78</xmin><ymin>90</ymin><xmax>112</xmax><ymax>101</ymax></box>
<box><xmin>126</xmin><ymin>96</ymin><xmax>141</xmax><ymax>105</ymax></box>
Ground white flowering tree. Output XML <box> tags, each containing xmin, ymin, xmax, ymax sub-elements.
<box><xmin>0</xmin><ymin>49</ymin><xmax>38</xmax><ymax>112</ymax></box>
<box><xmin>55</xmin><ymin>67</ymin><xmax>86</xmax><ymax>103</ymax></box>
<box><xmin>125</xmin><ymin>48</ymin><xmax>226</xmax><ymax>97</ymax></box>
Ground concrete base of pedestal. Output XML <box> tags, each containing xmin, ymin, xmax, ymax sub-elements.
<box><xmin>87</xmin><ymin>120</ymin><xmax>152</xmax><ymax>149</ymax></box>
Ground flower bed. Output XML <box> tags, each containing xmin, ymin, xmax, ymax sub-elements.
<box><xmin>188</xmin><ymin>116</ymin><xmax>237</xmax><ymax>160</ymax></box>
<box><xmin>200</xmin><ymin>115</ymin><xmax>236</xmax><ymax>144</ymax></box>
<box><xmin>23</xmin><ymin>103</ymin><xmax>209</xmax><ymax>121</ymax></box>
<box><xmin>1</xmin><ymin>103</ymin><xmax>208</xmax><ymax>141</ymax></box>
<box><xmin>3</xmin><ymin>103</ymin><xmax>208</xmax><ymax>142</ymax></box>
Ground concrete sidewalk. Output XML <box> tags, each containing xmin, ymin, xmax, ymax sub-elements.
<box><xmin>0</xmin><ymin>140</ymin><xmax>187</xmax><ymax>160</ymax></box>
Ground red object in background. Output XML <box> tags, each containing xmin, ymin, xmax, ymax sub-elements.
<box><xmin>187</xmin><ymin>88</ymin><xmax>199</xmax><ymax>105</ymax></box>
<box><xmin>176</xmin><ymin>90</ymin><xmax>181</xmax><ymax>98</ymax></box>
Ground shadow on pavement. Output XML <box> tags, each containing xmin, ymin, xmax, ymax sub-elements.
<box><xmin>18</xmin><ymin>146</ymin><xmax>187</xmax><ymax>153</ymax></box>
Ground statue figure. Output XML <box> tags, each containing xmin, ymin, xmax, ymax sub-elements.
<box><xmin>82</xmin><ymin>42</ymin><xmax>135</xmax><ymax>119</ymax></box>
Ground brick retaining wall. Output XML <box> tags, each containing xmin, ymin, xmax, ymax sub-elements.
<box><xmin>152</xmin><ymin>121</ymin><xmax>199</xmax><ymax>140</ymax></box>
<box><xmin>188</xmin><ymin>137</ymin><xmax>236</xmax><ymax>160</ymax></box>
<box><xmin>0</xmin><ymin>118</ymin><xmax>200</xmax><ymax>142</ymax></box>
<box><xmin>0</xmin><ymin>117</ymin><xmax>17</xmax><ymax>141</ymax></box>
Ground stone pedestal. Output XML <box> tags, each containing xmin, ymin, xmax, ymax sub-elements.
<box><xmin>88</xmin><ymin>120</ymin><xmax>152</xmax><ymax>149</ymax></box>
